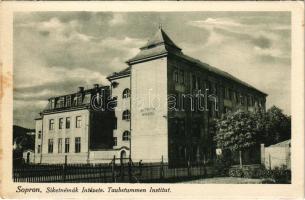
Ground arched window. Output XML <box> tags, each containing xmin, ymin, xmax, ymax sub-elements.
<box><xmin>122</xmin><ymin>110</ymin><xmax>131</xmax><ymax>120</ymax></box>
<box><xmin>122</xmin><ymin>88</ymin><xmax>131</xmax><ymax>99</ymax></box>
<box><xmin>122</xmin><ymin>131</ymin><xmax>130</xmax><ymax>141</ymax></box>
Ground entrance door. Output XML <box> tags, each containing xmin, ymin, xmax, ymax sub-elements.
<box><xmin>26</xmin><ymin>152</ymin><xmax>30</xmax><ymax>164</ymax></box>
<box><xmin>120</xmin><ymin>150</ymin><xmax>126</xmax><ymax>164</ymax></box>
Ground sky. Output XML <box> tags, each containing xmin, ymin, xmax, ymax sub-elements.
<box><xmin>13</xmin><ymin>12</ymin><xmax>291</xmax><ymax>129</ymax></box>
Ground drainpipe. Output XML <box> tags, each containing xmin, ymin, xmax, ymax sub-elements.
<box><xmin>87</xmin><ymin>111</ymin><xmax>91</xmax><ymax>164</ymax></box>
<box><xmin>40</xmin><ymin>116</ymin><xmax>44</xmax><ymax>164</ymax></box>
<box><xmin>129</xmin><ymin>67</ymin><xmax>132</xmax><ymax>160</ymax></box>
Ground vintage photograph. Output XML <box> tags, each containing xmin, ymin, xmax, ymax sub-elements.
<box><xmin>12</xmin><ymin>11</ymin><xmax>292</xmax><ymax>184</ymax></box>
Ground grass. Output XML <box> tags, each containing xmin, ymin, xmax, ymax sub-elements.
<box><xmin>180</xmin><ymin>177</ymin><xmax>263</xmax><ymax>184</ymax></box>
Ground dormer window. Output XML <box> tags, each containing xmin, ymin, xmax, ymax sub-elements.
<box><xmin>73</xmin><ymin>96</ymin><xmax>77</xmax><ymax>106</ymax></box>
<box><xmin>58</xmin><ymin>97</ymin><xmax>65</xmax><ymax>108</ymax></box>
<box><xmin>76</xmin><ymin>94</ymin><xmax>82</xmax><ymax>105</ymax></box>
<box><xmin>50</xmin><ymin>98</ymin><xmax>55</xmax><ymax>109</ymax></box>
<box><xmin>66</xmin><ymin>96</ymin><xmax>71</xmax><ymax>107</ymax></box>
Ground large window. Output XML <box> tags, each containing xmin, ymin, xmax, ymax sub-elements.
<box><xmin>65</xmin><ymin>138</ymin><xmax>70</xmax><ymax>153</ymax></box>
<box><xmin>122</xmin><ymin>110</ymin><xmax>131</xmax><ymax>120</ymax></box>
<box><xmin>58</xmin><ymin>138</ymin><xmax>62</xmax><ymax>153</ymax></box>
<box><xmin>59</xmin><ymin>118</ymin><xmax>63</xmax><ymax>129</ymax></box>
<box><xmin>75</xmin><ymin>137</ymin><xmax>81</xmax><ymax>153</ymax></box>
<box><xmin>122</xmin><ymin>88</ymin><xmax>131</xmax><ymax>99</ymax></box>
<box><xmin>122</xmin><ymin>131</ymin><xmax>131</xmax><ymax>141</ymax></box>
<box><xmin>48</xmin><ymin>139</ymin><xmax>53</xmax><ymax>153</ymax></box>
<box><xmin>179</xmin><ymin>70</ymin><xmax>185</xmax><ymax>84</ymax></box>
<box><xmin>66</xmin><ymin>117</ymin><xmax>71</xmax><ymax>129</ymax></box>
<box><xmin>76</xmin><ymin>116</ymin><xmax>82</xmax><ymax>128</ymax></box>
<box><xmin>37</xmin><ymin>145</ymin><xmax>41</xmax><ymax>154</ymax></box>
<box><xmin>49</xmin><ymin>119</ymin><xmax>54</xmax><ymax>130</ymax></box>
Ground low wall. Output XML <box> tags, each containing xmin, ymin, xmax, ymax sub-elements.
<box><xmin>40</xmin><ymin>153</ymin><xmax>89</xmax><ymax>164</ymax></box>
<box><xmin>261</xmin><ymin>144</ymin><xmax>290</xmax><ymax>170</ymax></box>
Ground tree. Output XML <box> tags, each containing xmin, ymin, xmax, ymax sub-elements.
<box><xmin>253</xmin><ymin>106</ymin><xmax>291</xmax><ymax>146</ymax></box>
<box><xmin>265</xmin><ymin>106</ymin><xmax>291</xmax><ymax>145</ymax></box>
<box><xmin>214</xmin><ymin>110</ymin><xmax>259</xmax><ymax>168</ymax></box>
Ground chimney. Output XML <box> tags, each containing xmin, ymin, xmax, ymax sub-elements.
<box><xmin>94</xmin><ymin>84</ymin><xmax>99</xmax><ymax>89</ymax></box>
<box><xmin>78</xmin><ymin>87</ymin><xmax>84</xmax><ymax>93</ymax></box>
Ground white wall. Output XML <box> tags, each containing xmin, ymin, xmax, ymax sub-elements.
<box><xmin>131</xmin><ymin>58</ymin><xmax>168</xmax><ymax>163</ymax></box>
<box><xmin>40</xmin><ymin>109</ymin><xmax>90</xmax><ymax>164</ymax></box>
<box><xmin>264</xmin><ymin>146</ymin><xmax>291</xmax><ymax>169</ymax></box>
<box><xmin>34</xmin><ymin>119</ymin><xmax>42</xmax><ymax>163</ymax></box>
<box><xmin>111</xmin><ymin>76</ymin><xmax>131</xmax><ymax>150</ymax></box>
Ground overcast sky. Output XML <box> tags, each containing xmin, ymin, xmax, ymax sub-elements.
<box><xmin>13</xmin><ymin>12</ymin><xmax>291</xmax><ymax>128</ymax></box>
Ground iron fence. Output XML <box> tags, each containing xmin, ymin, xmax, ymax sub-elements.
<box><xmin>13</xmin><ymin>158</ymin><xmax>215</xmax><ymax>183</ymax></box>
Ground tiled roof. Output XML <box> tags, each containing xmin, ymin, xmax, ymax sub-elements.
<box><xmin>107</xmin><ymin>66</ymin><xmax>131</xmax><ymax>80</ymax></box>
<box><xmin>125</xmin><ymin>28</ymin><xmax>267</xmax><ymax>95</ymax></box>
<box><xmin>140</xmin><ymin>27</ymin><xmax>181</xmax><ymax>51</ymax></box>
<box><xmin>127</xmin><ymin>28</ymin><xmax>182</xmax><ymax>64</ymax></box>
<box><xmin>178</xmin><ymin>54</ymin><xmax>267</xmax><ymax>95</ymax></box>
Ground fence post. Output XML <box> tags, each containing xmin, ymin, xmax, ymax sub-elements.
<box><xmin>160</xmin><ymin>156</ymin><xmax>164</xmax><ymax>181</ymax></box>
<box><xmin>187</xmin><ymin>160</ymin><xmax>191</xmax><ymax>177</ymax></box>
<box><xmin>269</xmin><ymin>154</ymin><xmax>272</xmax><ymax>170</ymax></box>
<box><xmin>139</xmin><ymin>160</ymin><xmax>143</xmax><ymax>176</ymax></box>
<box><xmin>128</xmin><ymin>158</ymin><xmax>132</xmax><ymax>183</ymax></box>
<box><xmin>62</xmin><ymin>155</ymin><xmax>67</xmax><ymax>182</ymax></box>
<box><xmin>112</xmin><ymin>155</ymin><xmax>116</xmax><ymax>182</ymax></box>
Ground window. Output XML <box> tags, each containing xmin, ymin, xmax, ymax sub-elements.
<box><xmin>236</xmin><ymin>92</ymin><xmax>240</xmax><ymax>104</ymax></box>
<box><xmin>224</xmin><ymin>87</ymin><xmax>229</xmax><ymax>99</ymax></box>
<box><xmin>37</xmin><ymin>145</ymin><xmax>41</xmax><ymax>154</ymax></box>
<box><xmin>48</xmin><ymin>139</ymin><xmax>53</xmax><ymax>153</ymax></box>
<box><xmin>66</xmin><ymin>117</ymin><xmax>71</xmax><ymax>129</ymax></box>
<box><xmin>192</xmin><ymin>74</ymin><xmax>197</xmax><ymax>90</ymax></box>
<box><xmin>173</xmin><ymin>69</ymin><xmax>179</xmax><ymax>83</ymax></box>
<box><xmin>229</xmin><ymin>89</ymin><xmax>233</xmax><ymax>100</ymax></box>
<box><xmin>58</xmin><ymin>97</ymin><xmax>65</xmax><ymax>108</ymax></box>
<box><xmin>240</xmin><ymin>94</ymin><xmax>245</xmax><ymax>105</ymax></box>
<box><xmin>49</xmin><ymin>119</ymin><xmax>54</xmax><ymax>130</ymax></box>
<box><xmin>232</xmin><ymin>91</ymin><xmax>237</xmax><ymax>102</ymax></box>
<box><xmin>66</xmin><ymin>96</ymin><xmax>71</xmax><ymax>107</ymax></box>
<box><xmin>50</xmin><ymin>99</ymin><xmax>55</xmax><ymax>109</ymax></box>
<box><xmin>122</xmin><ymin>131</ymin><xmax>130</xmax><ymax>141</ymax></box>
<box><xmin>179</xmin><ymin>70</ymin><xmax>185</xmax><ymax>84</ymax></box>
<box><xmin>122</xmin><ymin>88</ymin><xmax>131</xmax><ymax>99</ymax></box>
<box><xmin>65</xmin><ymin>138</ymin><xmax>70</xmax><ymax>153</ymax></box>
<box><xmin>73</xmin><ymin>96</ymin><xmax>77</xmax><ymax>106</ymax></box>
<box><xmin>122</xmin><ymin>110</ymin><xmax>131</xmax><ymax>120</ymax></box>
<box><xmin>75</xmin><ymin>137</ymin><xmax>81</xmax><ymax>153</ymax></box>
<box><xmin>58</xmin><ymin>138</ymin><xmax>62</xmax><ymax>153</ymax></box>
<box><xmin>113</xmin><ymin>137</ymin><xmax>117</xmax><ymax>146</ymax></box>
<box><xmin>59</xmin><ymin>118</ymin><xmax>63</xmax><ymax>129</ymax></box>
<box><xmin>76</xmin><ymin>116</ymin><xmax>82</xmax><ymax>128</ymax></box>
<box><xmin>114</xmin><ymin>117</ymin><xmax>117</xmax><ymax>130</ymax></box>
<box><xmin>38</xmin><ymin>133</ymin><xmax>41</xmax><ymax>139</ymax></box>
<box><xmin>77</xmin><ymin>94</ymin><xmax>82</xmax><ymax>105</ymax></box>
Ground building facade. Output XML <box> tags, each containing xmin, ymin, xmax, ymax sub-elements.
<box><xmin>34</xmin><ymin>85</ymin><xmax>117</xmax><ymax>164</ymax></box>
<box><xmin>35</xmin><ymin>27</ymin><xmax>267</xmax><ymax>165</ymax></box>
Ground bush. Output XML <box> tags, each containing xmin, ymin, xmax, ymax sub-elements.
<box><xmin>228</xmin><ymin>165</ymin><xmax>291</xmax><ymax>183</ymax></box>
<box><xmin>271</xmin><ymin>166</ymin><xmax>291</xmax><ymax>183</ymax></box>
<box><xmin>228</xmin><ymin>168</ymin><xmax>244</xmax><ymax>177</ymax></box>
<box><xmin>214</xmin><ymin>156</ymin><xmax>232</xmax><ymax>176</ymax></box>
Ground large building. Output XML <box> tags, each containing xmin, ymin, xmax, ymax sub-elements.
<box><xmin>35</xmin><ymin>27</ymin><xmax>267</xmax><ymax>165</ymax></box>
